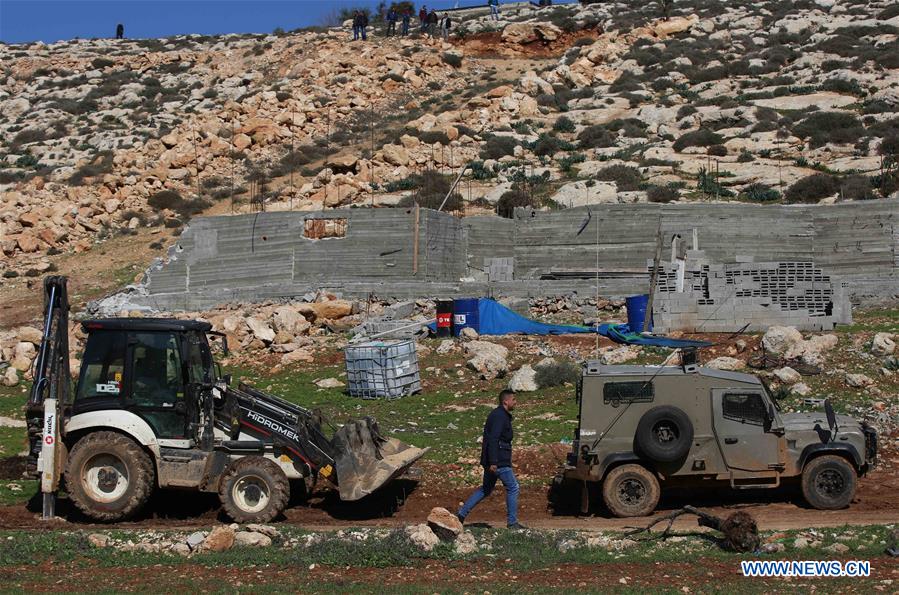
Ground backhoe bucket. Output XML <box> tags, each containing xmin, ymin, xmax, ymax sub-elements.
<box><xmin>331</xmin><ymin>417</ymin><xmax>428</xmax><ymax>501</ymax></box>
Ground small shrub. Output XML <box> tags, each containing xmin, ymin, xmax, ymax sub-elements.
<box><xmin>646</xmin><ymin>185</ymin><xmax>679</xmax><ymax>203</ymax></box>
<box><xmin>696</xmin><ymin>167</ymin><xmax>734</xmax><ymax>197</ymax></box>
<box><xmin>673</xmin><ymin>128</ymin><xmax>724</xmax><ymax>152</ymax></box>
<box><xmin>534</xmin><ymin>360</ymin><xmax>580</xmax><ymax>389</ymax></box>
<box><xmin>840</xmin><ymin>175</ymin><xmax>876</xmax><ymax>200</ymax></box>
<box><xmin>90</xmin><ymin>57</ymin><xmax>114</xmax><ymax>69</ymax></box>
<box><xmin>594</xmin><ymin>165</ymin><xmax>643</xmax><ymax>192</ymax></box>
<box><xmin>792</xmin><ymin>111</ymin><xmax>865</xmax><ymax>148</ymax></box>
<box><xmin>531</xmin><ymin>133</ymin><xmax>570</xmax><ymax>157</ymax></box>
<box><xmin>496</xmin><ymin>184</ymin><xmax>537</xmax><ymax>218</ymax></box>
<box><xmin>676</xmin><ymin>105</ymin><xmax>697</xmax><ymax>120</ymax></box>
<box><xmin>784</xmin><ymin>173</ymin><xmax>840</xmax><ymax>203</ymax></box>
<box><xmin>558</xmin><ymin>152</ymin><xmax>586</xmax><ymax>173</ymax></box>
<box><xmin>468</xmin><ymin>160</ymin><xmax>495</xmax><ymax>180</ymax></box>
<box><xmin>821</xmin><ymin>78</ymin><xmax>864</xmax><ymax>97</ymax></box>
<box><xmin>707</xmin><ymin>144</ymin><xmax>728</xmax><ymax>157</ymax></box>
<box><xmin>417</xmin><ymin>130</ymin><xmax>451</xmax><ymax>145</ymax></box>
<box><xmin>148</xmin><ymin>190</ymin><xmax>184</xmax><ymax>211</ymax></box>
<box><xmin>552</xmin><ymin>116</ymin><xmax>575</xmax><ymax>134</ymax></box>
<box><xmin>479</xmin><ymin>135</ymin><xmax>518</xmax><ymax>160</ymax></box>
<box><xmin>442</xmin><ymin>52</ymin><xmax>462</xmax><ymax>68</ymax></box>
<box><xmin>736</xmin><ymin>149</ymin><xmax>755</xmax><ymax>163</ymax></box>
<box><xmin>740</xmin><ymin>183</ymin><xmax>780</xmax><ymax>202</ymax></box>
<box><xmin>577</xmin><ymin>125</ymin><xmax>617</xmax><ymax>149</ymax></box>
<box><xmin>879</xmin><ymin>5</ymin><xmax>899</xmax><ymax>20</ymax></box>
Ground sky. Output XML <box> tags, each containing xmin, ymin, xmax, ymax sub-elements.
<box><xmin>0</xmin><ymin>0</ymin><xmax>574</xmax><ymax>44</ymax></box>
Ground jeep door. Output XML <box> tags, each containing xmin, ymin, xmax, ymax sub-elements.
<box><xmin>711</xmin><ymin>389</ymin><xmax>783</xmax><ymax>472</ymax></box>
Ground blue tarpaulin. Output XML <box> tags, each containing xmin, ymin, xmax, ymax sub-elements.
<box><xmin>428</xmin><ymin>299</ymin><xmax>712</xmax><ymax>348</ymax></box>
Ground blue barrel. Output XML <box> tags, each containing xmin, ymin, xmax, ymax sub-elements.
<box><xmin>452</xmin><ymin>298</ymin><xmax>480</xmax><ymax>336</ymax></box>
<box><xmin>625</xmin><ymin>294</ymin><xmax>653</xmax><ymax>333</ymax></box>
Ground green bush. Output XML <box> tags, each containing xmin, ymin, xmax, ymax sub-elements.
<box><xmin>468</xmin><ymin>160</ymin><xmax>495</xmax><ymax>180</ymax></box>
<box><xmin>676</xmin><ymin>105</ymin><xmax>697</xmax><ymax>120</ymax></box>
<box><xmin>90</xmin><ymin>57</ymin><xmax>114</xmax><ymax>69</ymax></box>
<box><xmin>577</xmin><ymin>125</ymin><xmax>617</xmax><ymax>149</ymax></box>
<box><xmin>148</xmin><ymin>190</ymin><xmax>211</xmax><ymax>218</ymax></box>
<box><xmin>442</xmin><ymin>52</ymin><xmax>462</xmax><ymax>68</ymax></box>
<box><xmin>707</xmin><ymin>144</ymin><xmax>728</xmax><ymax>157</ymax></box>
<box><xmin>821</xmin><ymin>78</ymin><xmax>864</xmax><ymax>96</ymax></box>
<box><xmin>558</xmin><ymin>152</ymin><xmax>586</xmax><ymax>173</ymax></box>
<box><xmin>479</xmin><ymin>135</ymin><xmax>518</xmax><ymax>160</ymax></box>
<box><xmin>69</xmin><ymin>151</ymin><xmax>114</xmax><ymax>185</ymax></box>
<box><xmin>646</xmin><ymin>185</ymin><xmax>679</xmax><ymax>203</ymax></box>
<box><xmin>594</xmin><ymin>165</ymin><xmax>643</xmax><ymax>191</ymax></box>
<box><xmin>673</xmin><ymin>128</ymin><xmax>724</xmax><ymax>152</ymax></box>
<box><xmin>496</xmin><ymin>183</ymin><xmax>537</xmax><ymax>218</ymax></box>
<box><xmin>531</xmin><ymin>133</ymin><xmax>571</xmax><ymax>157</ymax></box>
<box><xmin>417</xmin><ymin>130</ymin><xmax>451</xmax><ymax>145</ymax></box>
<box><xmin>552</xmin><ymin>116</ymin><xmax>576</xmax><ymax>133</ymax></box>
<box><xmin>534</xmin><ymin>360</ymin><xmax>580</xmax><ymax>389</ymax></box>
<box><xmin>740</xmin><ymin>183</ymin><xmax>780</xmax><ymax>202</ymax></box>
<box><xmin>840</xmin><ymin>175</ymin><xmax>876</xmax><ymax>200</ymax></box>
<box><xmin>395</xmin><ymin>170</ymin><xmax>462</xmax><ymax>211</ymax></box>
<box><xmin>792</xmin><ymin>112</ymin><xmax>865</xmax><ymax>148</ymax></box>
<box><xmin>696</xmin><ymin>167</ymin><xmax>734</xmax><ymax>197</ymax></box>
<box><xmin>736</xmin><ymin>149</ymin><xmax>755</xmax><ymax>163</ymax></box>
<box><xmin>784</xmin><ymin>173</ymin><xmax>840</xmax><ymax>203</ymax></box>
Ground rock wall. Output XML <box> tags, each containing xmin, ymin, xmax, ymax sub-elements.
<box><xmin>120</xmin><ymin>200</ymin><xmax>898</xmax><ymax>312</ymax></box>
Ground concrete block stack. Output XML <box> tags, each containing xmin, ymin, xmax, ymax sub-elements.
<box><xmin>653</xmin><ymin>259</ymin><xmax>852</xmax><ymax>333</ymax></box>
<box><xmin>485</xmin><ymin>257</ymin><xmax>515</xmax><ymax>282</ymax></box>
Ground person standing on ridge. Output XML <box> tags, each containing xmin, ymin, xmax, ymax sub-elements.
<box><xmin>401</xmin><ymin>8</ymin><xmax>412</xmax><ymax>35</ymax></box>
<box><xmin>456</xmin><ymin>390</ymin><xmax>526</xmax><ymax>530</ymax></box>
<box><xmin>386</xmin><ymin>7</ymin><xmax>398</xmax><ymax>36</ymax></box>
<box><xmin>115</xmin><ymin>23</ymin><xmax>124</xmax><ymax>39</ymax></box>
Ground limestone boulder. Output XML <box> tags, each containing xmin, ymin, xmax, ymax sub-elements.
<box><xmin>508</xmin><ymin>364</ymin><xmax>537</xmax><ymax>392</ymax></box>
<box><xmin>405</xmin><ymin>523</ymin><xmax>440</xmax><ymax>552</ymax></box>
<box><xmin>501</xmin><ymin>22</ymin><xmax>562</xmax><ymax>44</ymax></box>
<box><xmin>464</xmin><ymin>340</ymin><xmax>509</xmax><ymax>380</ymax></box>
<box><xmin>245</xmin><ymin>317</ymin><xmax>275</xmax><ymax>344</ymax></box>
<box><xmin>202</xmin><ymin>526</ymin><xmax>235</xmax><ymax>552</ymax></box>
<box><xmin>311</xmin><ymin>300</ymin><xmax>353</xmax><ymax>320</ymax></box>
<box><xmin>272</xmin><ymin>306</ymin><xmax>311</xmax><ymax>335</ymax></box>
<box><xmin>762</xmin><ymin>326</ymin><xmax>804</xmax><ymax>357</ymax></box>
<box><xmin>705</xmin><ymin>356</ymin><xmax>746</xmax><ymax>371</ymax></box>
<box><xmin>773</xmin><ymin>367</ymin><xmax>801</xmax><ymax>385</ymax></box>
<box><xmin>381</xmin><ymin>144</ymin><xmax>410</xmax><ymax>166</ymax></box>
<box><xmin>427</xmin><ymin>507</ymin><xmax>463</xmax><ymax>541</ymax></box>
<box><xmin>871</xmin><ymin>333</ymin><xmax>895</xmax><ymax>356</ymax></box>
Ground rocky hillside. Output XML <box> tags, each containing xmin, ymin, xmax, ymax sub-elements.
<box><xmin>1</xmin><ymin>0</ymin><xmax>898</xmax><ymax>277</ymax></box>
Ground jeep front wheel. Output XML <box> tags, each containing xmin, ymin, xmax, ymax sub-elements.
<box><xmin>801</xmin><ymin>455</ymin><xmax>856</xmax><ymax>510</ymax></box>
<box><xmin>602</xmin><ymin>464</ymin><xmax>660</xmax><ymax>517</ymax></box>
<box><xmin>65</xmin><ymin>431</ymin><xmax>155</xmax><ymax>522</ymax></box>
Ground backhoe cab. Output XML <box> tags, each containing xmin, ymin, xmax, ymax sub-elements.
<box><xmin>27</xmin><ymin>277</ymin><xmax>426</xmax><ymax>523</ymax></box>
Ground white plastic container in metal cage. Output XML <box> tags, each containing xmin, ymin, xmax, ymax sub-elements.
<box><xmin>344</xmin><ymin>340</ymin><xmax>421</xmax><ymax>399</ymax></box>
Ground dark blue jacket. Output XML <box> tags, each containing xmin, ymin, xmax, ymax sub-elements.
<box><xmin>480</xmin><ymin>406</ymin><xmax>513</xmax><ymax>468</ymax></box>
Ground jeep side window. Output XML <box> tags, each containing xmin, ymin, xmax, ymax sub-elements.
<box><xmin>603</xmin><ymin>381</ymin><xmax>654</xmax><ymax>406</ymax></box>
<box><xmin>722</xmin><ymin>392</ymin><xmax>766</xmax><ymax>426</ymax></box>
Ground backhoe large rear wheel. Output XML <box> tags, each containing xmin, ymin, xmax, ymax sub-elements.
<box><xmin>65</xmin><ymin>431</ymin><xmax>155</xmax><ymax>522</ymax></box>
<box><xmin>219</xmin><ymin>457</ymin><xmax>290</xmax><ymax>523</ymax></box>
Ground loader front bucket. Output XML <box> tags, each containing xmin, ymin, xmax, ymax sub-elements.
<box><xmin>331</xmin><ymin>417</ymin><xmax>428</xmax><ymax>501</ymax></box>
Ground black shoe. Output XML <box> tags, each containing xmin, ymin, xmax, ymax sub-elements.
<box><xmin>507</xmin><ymin>522</ymin><xmax>527</xmax><ymax>531</ymax></box>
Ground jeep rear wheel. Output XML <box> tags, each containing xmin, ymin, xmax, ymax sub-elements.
<box><xmin>602</xmin><ymin>464</ymin><xmax>660</xmax><ymax>518</ymax></box>
<box><xmin>634</xmin><ymin>406</ymin><xmax>694</xmax><ymax>463</ymax></box>
<box><xmin>65</xmin><ymin>431</ymin><xmax>155</xmax><ymax>522</ymax></box>
<box><xmin>219</xmin><ymin>457</ymin><xmax>290</xmax><ymax>523</ymax></box>
<box><xmin>801</xmin><ymin>455</ymin><xmax>856</xmax><ymax>510</ymax></box>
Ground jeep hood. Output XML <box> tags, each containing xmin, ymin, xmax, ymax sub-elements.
<box><xmin>781</xmin><ymin>412</ymin><xmax>861</xmax><ymax>432</ymax></box>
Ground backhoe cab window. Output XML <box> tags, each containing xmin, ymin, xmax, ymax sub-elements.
<box><xmin>185</xmin><ymin>332</ymin><xmax>211</xmax><ymax>385</ymax></box>
<box><xmin>131</xmin><ymin>332</ymin><xmax>184</xmax><ymax>406</ymax></box>
<box><xmin>76</xmin><ymin>331</ymin><xmax>126</xmax><ymax>400</ymax></box>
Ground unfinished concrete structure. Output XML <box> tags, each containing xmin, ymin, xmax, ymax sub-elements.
<box><xmin>117</xmin><ymin>200</ymin><xmax>898</xmax><ymax>329</ymax></box>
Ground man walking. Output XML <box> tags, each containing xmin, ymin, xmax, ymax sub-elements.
<box><xmin>386</xmin><ymin>7</ymin><xmax>398</xmax><ymax>36</ymax></box>
<box><xmin>115</xmin><ymin>23</ymin><xmax>124</xmax><ymax>39</ymax></box>
<box><xmin>489</xmin><ymin>0</ymin><xmax>501</xmax><ymax>20</ymax></box>
<box><xmin>353</xmin><ymin>10</ymin><xmax>368</xmax><ymax>41</ymax></box>
<box><xmin>401</xmin><ymin>8</ymin><xmax>411</xmax><ymax>36</ymax></box>
<box><xmin>456</xmin><ymin>390</ymin><xmax>525</xmax><ymax>530</ymax></box>
<box><xmin>440</xmin><ymin>13</ymin><xmax>451</xmax><ymax>40</ymax></box>
<box><xmin>419</xmin><ymin>6</ymin><xmax>428</xmax><ymax>34</ymax></box>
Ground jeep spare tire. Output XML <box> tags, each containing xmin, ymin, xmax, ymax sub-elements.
<box><xmin>635</xmin><ymin>406</ymin><xmax>693</xmax><ymax>463</ymax></box>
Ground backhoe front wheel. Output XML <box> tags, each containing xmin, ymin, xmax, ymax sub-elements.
<box><xmin>65</xmin><ymin>431</ymin><xmax>155</xmax><ymax>522</ymax></box>
<box><xmin>219</xmin><ymin>457</ymin><xmax>290</xmax><ymax>523</ymax></box>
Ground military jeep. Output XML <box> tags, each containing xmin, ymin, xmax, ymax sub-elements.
<box><xmin>556</xmin><ymin>357</ymin><xmax>877</xmax><ymax>517</ymax></box>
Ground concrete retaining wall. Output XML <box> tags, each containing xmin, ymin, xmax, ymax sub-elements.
<box><xmin>129</xmin><ymin>200</ymin><xmax>898</xmax><ymax>312</ymax></box>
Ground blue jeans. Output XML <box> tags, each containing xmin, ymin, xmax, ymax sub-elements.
<box><xmin>402</xmin><ymin>20</ymin><xmax>410</xmax><ymax>35</ymax></box>
<box><xmin>490</xmin><ymin>5</ymin><xmax>500</xmax><ymax>19</ymax></box>
<box><xmin>353</xmin><ymin>25</ymin><xmax>366</xmax><ymax>40</ymax></box>
<box><xmin>458</xmin><ymin>466</ymin><xmax>519</xmax><ymax>526</ymax></box>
